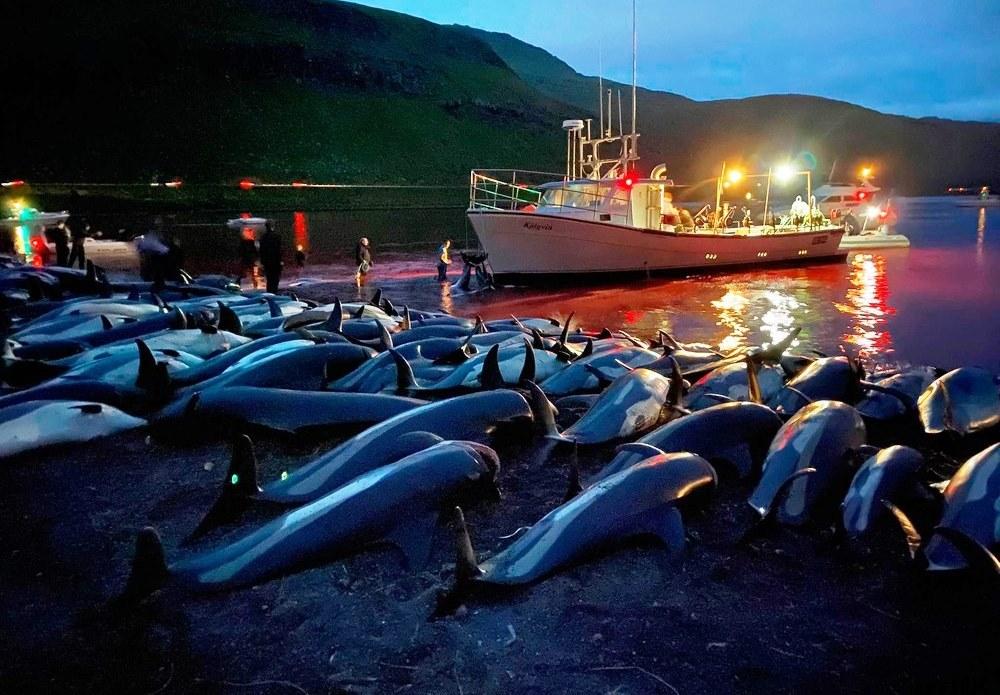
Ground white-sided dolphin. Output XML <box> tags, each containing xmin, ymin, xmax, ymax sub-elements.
<box><xmin>0</xmin><ymin>400</ymin><xmax>145</xmax><ymax>460</ymax></box>
<box><xmin>841</xmin><ymin>445</ymin><xmax>924</xmax><ymax>537</ymax></box>
<box><xmin>917</xmin><ymin>367</ymin><xmax>1000</xmax><ymax>435</ymax></box>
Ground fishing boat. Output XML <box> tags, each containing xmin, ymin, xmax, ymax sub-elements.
<box><xmin>466</xmin><ymin>6</ymin><xmax>845</xmax><ymax>284</ymax></box>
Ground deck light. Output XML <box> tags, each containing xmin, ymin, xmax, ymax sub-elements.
<box><xmin>1</xmin><ymin>180</ymin><xmax>25</xmax><ymax>188</ymax></box>
<box><xmin>775</xmin><ymin>164</ymin><xmax>795</xmax><ymax>183</ymax></box>
<box><xmin>861</xmin><ymin>167</ymin><xmax>873</xmax><ymax>179</ymax></box>
<box><xmin>239</xmin><ymin>179</ymin><xmax>255</xmax><ymax>191</ymax></box>
<box><xmin>727</xmin><ymin>169</ymin><xmax>743</xmax><ymax>184</ymax></box>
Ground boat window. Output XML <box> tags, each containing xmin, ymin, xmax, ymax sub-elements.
<box><xmin>540</xmin><ymin>184</ymin><xmax>601</xmax><ymax>208</ymax></box>
<box><xmin>821</xmin><ymin>195</ymin><xmax>842</xmax><ymax>203</ymax></box>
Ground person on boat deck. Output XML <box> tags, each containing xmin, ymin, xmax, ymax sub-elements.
<box><xmin>259</xmin><ymin>221</ymin><xmax>283</xmax><ymax>294</ymax></box>
<box><xmin>51</xmin><ymin>221</ymin><xmax>70</xmax><ymax>266</ymax></box>
<box><xmin>790</xmin><ymin>195</ymin><xmax>810</xmax><ymax>224</ymax></box>
<box><xmin>436</xmin><ymin>239</ymin><xmax>452</xmax><ymax>281</ymax></box>
<box><xmin>355</xmin><ymin>237</ymin><xmax>373</xmax><ymax>286</ymax></box>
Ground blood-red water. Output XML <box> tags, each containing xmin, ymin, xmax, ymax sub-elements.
<box><xmin>461</xmin><ymin>197</ymin><xmax>999</xmax><ymax>370</ymax></box>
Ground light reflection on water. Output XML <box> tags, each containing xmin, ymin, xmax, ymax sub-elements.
<box><xmin>466</xmin><ymin>198</ymin><xmax>1000</xmax><ymax>369</ymax></box>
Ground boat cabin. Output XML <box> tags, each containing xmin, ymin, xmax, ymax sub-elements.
<box><xmin>535</xmin><ymin>178</ymin><xmax>679</xmax><ymax>231</ymax></box>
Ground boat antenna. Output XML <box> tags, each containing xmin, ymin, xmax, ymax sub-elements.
<box><xmin>607</xmin><ymin>89</ymin><xmax>613</xmax><ymax>137</ymax></box>
<box><xmin>631</xmin><ymin>0</ymin><xmax>638</xmax><ymax>160</ymax></box>
<box><xmin>828</xmin><ymin>158</ymin><xmax>838</xmax><ymax>183</ymax></box>
<box><xmin>598</xmin><ymin>44</ymin><xmax>604</xmax><ymax>140</ymax></box>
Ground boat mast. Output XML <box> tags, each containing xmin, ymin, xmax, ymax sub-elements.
<box><xmin>630</xmin><ymin>0</ymin><xmax>638</xmax><ymax>162</ymax></box>
<box><xmin>599</xmin><ymin>44</ymin><xmax>604</xmax><ymax>140</ymax></box>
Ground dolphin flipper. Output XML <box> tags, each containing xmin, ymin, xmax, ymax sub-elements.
<box><xmin>643</xmin><ymin>506</ymin><xmax>686</xmax><ymax>553</ymax></box>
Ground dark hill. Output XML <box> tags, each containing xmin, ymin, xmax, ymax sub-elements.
<box><xmin>458</xmin><ymin>26</ymin><xmax>1000</xmax><ymax>194</ymax></box>
<box><xmin>2</xmin><ymin>1</ymin><xmax>997</xmax><ymax>194</ymax></box>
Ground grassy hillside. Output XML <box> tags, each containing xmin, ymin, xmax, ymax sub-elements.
<box><xmin>2</xmin><ymin>1</ymin><xmax>997</xmax><ymax>194</ymax></box>
<box><xmin>459</xmin><ymin>26</ymin><xmax>1000</xmax><ymax>194</ymax></box>
<box><xmin>2</xmin><ymin>0</ymin><xmax>566</xmax><ymax>184</ymax></box>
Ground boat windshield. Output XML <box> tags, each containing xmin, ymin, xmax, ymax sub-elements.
<box><xmin>540</xmin><ymin>182</ymin><xmax>603</xmax><ymax>209</ymax></box>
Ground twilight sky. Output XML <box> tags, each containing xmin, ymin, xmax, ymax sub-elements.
<box><xmin>358</xmin><ymin>0</ymin><xmax>999</xmax><ymax>122</ymax></box>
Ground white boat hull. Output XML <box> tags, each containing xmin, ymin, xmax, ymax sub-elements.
<box><xmin>839</xmin><ymin>234</ymin><xmax>910</xmax><ymax>250</ymax></box>
<box><xmin>468</xmin><ymin>210</ymin><xmax>846</xmax><ymax>280</ymax></box>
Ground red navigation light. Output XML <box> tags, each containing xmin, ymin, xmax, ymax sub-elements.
<box><xmin>857</xmin><ymin>191</ymin><xmax>868</xmax><ymax>201</ymax></box>
<box><xmin>239</xmin><ymin>179</ymin><xmax>255</xmax><ymax>191</ymax></box>
<box><xmin>165</xmin><ymin>179</ymin><xmax>183</xmax><ymax>189</ymax></box>
<box><xmin>1</xmin><ymin>180</ymin><xmax>26</xmax><ymax>188</ymax></box>
<box><xmin>618</xmin><ymin>171</ymin><xmax>637</xmax><ymax>190</ymax></box>
<box><xmin>291</xmin><ymin>181</ymin><xmax>307</xmax><ymax>188</ymax></box>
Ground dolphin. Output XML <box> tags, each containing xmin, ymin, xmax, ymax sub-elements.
<box><xmin>917</xmin><ymin>367</ymin><xmax>1000</xmax><ymax>435</ymax></box>
<box><xmin>685</xmin><ymin>361</ymin><xmax>785</xmax><ymax>411</ymax></box>
<box><xmin>856</xmin><ymin>366</ymin><xmax>937</xmax><ymax>420</ymax></box>
<box><xmin>922</xmin><ymin>443</ymin><xmax>1000</xmax><ymax>570</ymax></box>
<box><xmin>119</xmin><ymin>441</ymin><xmax>500</xmax><ymax>601</ymax></box>
<box><xmin>450</xmin><ymin>451</ymin><xmax>716</xmax><ymax>587</ymax></box>
<box><xmin>748</xmin><ymin>400</ymin><xmax>867</xmax><ymax>525</ymax></box>
<box><xmin>0</xmin><ymin>400</ymin><xmax>145</xmax><ymax>460</ymax></box>
<box><xmin>595</xmin><ymin>401</ymin><xmax>784</xmax><ymax>481</ymax></box>
<box><xmin>150</xmin><ymin>387</ymin><xmax>424</xmax><ymax>439</ymax></box>
<box><xmin>168</xmin><ymin>334</ymin><xmax>315</xmax><ymax>388</ymax></box>
<box><xmin>555</xmin><ymin>366</ymin><xmax>681</xmax><ymax>445</ymax></box>
<box><xmin>767</xmin><ymin>356</ymin><xmax>865</xmax><ymax>416</ymax></box>
<box><xmin>539</xmin><ymin>346</ymin><xmax>661</xmax><ymax>396</ymax></box>
<box><xmin>841</xmin><ymin>445</ymin><xmax>924</xmax><ymax>537</ymax></box>
<box><xmin>256</xmin><ymin>389</ymin><xmax>535</xmax><ymax>504</ymax></box>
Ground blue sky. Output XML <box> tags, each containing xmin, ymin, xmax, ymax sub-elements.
<box><xmin>357</xmin><ymin>0</ymin><xmax>1000</xmax><ymax>122</ymax></box>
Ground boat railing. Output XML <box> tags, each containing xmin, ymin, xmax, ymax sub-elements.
<box><xmin>469</xmin><ymin>169</ymin><xmax>557</xmax><ymax>211</ymax></box>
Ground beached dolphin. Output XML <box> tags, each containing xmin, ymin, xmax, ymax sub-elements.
<box><xmin>0</xmin><ymin>400</ymin><xmax>145</xmax><ymax>460</ymax></box>
<box><xmin>767</xmin><ymin>356</ymin><xmax>865</xmax><ymax>416</ymax></box>
<box><xmin>685</xmin><ymin>361</ymin><xmax>785</xmax><ymax>411</ymax></box>
<box><xmin>150</xmin><ymin>387</ymin><xmax>424</xmax><ymax>439</ymax></box>
<box><xmin>10</xmin><ymin>314</ymin><xmax>131</xmax><ymax>344</ymax></box>
<box><xmin>595</xmin><ymin>401</ymin><xmax>784</xmax><ymax>481</ymax></box>
<box><xmin>841</xmin><ymin>445</ymin><xmax>925</xmax><ymax>537</ymax></box>
<box><xmin>120</xmin><ymin>440</ymin><xmax>500</xmax><ymax>600</ymax></box>
<box><xmin>167</xmin><ymin>334</ymin><xmax>316</xmax><ymax>388</ymax></box>
<box><xmin>449</xmin><ymin>451</ymin><xmax>716</xmax><ymax>587</ymax></box>
<box><xmin>856</xmin><ymin>367</ymin><xmax>938</xmax><ymax>420</ymax></box>
<box><xmin>917</xmin><ymin>367</ymin><xmax>1000</xmax><ymax>435</ymax></box>
<box><xmin>554</xmin><ymin>366</ymin><xmax>681</xmax><ymax>445</ymax></box>
<box><xmin>749</xmin><ymin>400</ymin><xmax>867</xmax><ymax>525</ymax></box>
<box><xmin>539</xmin><ymin>346</ymin><xmax>661</xmax><ymax>396</ymax></box>
<box><xmin>256</xmin><ymin>389</ymin><xmax>535</xmax><ymax>504</ymax></box>
<box><xmin>921</xmin><ymin>443</ymin><xmax>1000</xmax><ymax>571</ymax></box>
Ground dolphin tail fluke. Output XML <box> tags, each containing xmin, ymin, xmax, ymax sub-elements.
<box><xmin>115</xmin><ymin>527</ymin><xmax>168</xmax><ymax>609</ymax></box>
<box><xmin>218</xmin><ymin>302</ymin><xmax>243</xmax><ymax>336</ymax></box>
<box><xmin>927</xmin><ymin>527</ymin><xmax>1000</xmax><ymax>576</ymax></box>
<box><xmin>389</xmin><ymin>348</ymin><xmax>417</xmax><ymax>391</ymax></box>
<box><xmin>517</xmin><ymin>339</ymin><xmax>536</xmax><ymax>385</ymax></box>
<box><xmin>481</xmin><ymin>344</ymin><xmax>504</xmax><ymax>389</ymax></box>
<box><xmin>759</xmin><ymin>326</ymin><xmax>802</xmax><ymax>362</ymax></box>
<box><xmin>186</xmin><ymin>435</ymin><xmax>261</xmax><ymax>543</ymax></box>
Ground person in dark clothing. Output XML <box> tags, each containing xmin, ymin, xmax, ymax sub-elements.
<box><xmin>436</xmin><ymin>239</ymin><xmax>452</xmax><ymax>282</ymax></box>
<box><xmin>259</xmin><ymin>221</ymin><xmax>283</xmax><ymax>294</ymax></box>
<box><xmin>354</xmin><ymin>237</ymin><xmax>372</xmax><ymax>286</ymax></box>
<box><xmin>66</xmin><ymin>214</ymin><xmax>89</xmax><ymax>269</ymax></box>
<box><xmin>51</xmin><ymin>222</ymin><xmax>70</xmax><ymax>266</ymax></box>
<box><xmin>238</xmin><ymin>230</ymin><xmax>259</xmax><ymax>288</ymax></box>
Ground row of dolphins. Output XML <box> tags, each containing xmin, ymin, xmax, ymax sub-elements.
<box><xmin>1</xmin><ymin>256</ymin><xmax>998</xmax><ymax>615</ymax></box>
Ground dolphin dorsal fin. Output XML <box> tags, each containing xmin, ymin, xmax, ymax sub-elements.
<box><xmin>378</xmin><ymin>322</ymin><xmax>393</xmax><ymax>351</ymax></box>
<box><xmin>530</xmin><ymin>328</ymin><xmax>545</xmax><ymax>350</ymax></box>
<box><xmin>135</xmin><ymin>339</ymin><xmax>158</xmax><ymax>390</ymax></box>
<box><xmin>117</xmin><ymin>527</ymin><xmax>168</xmax><ymax>608</ymax></box>
<box><xmin>217</xmin><ymin>302</ymin><xmax>243</xmax><ymax>336</ymax></box>
<box><xmin>564</xmin><ymin>446</ymin><xmax>583</xmax><ymax>501</ymax></box>
<box><xmin>559</xmin><ymin>312</ymin><xmax>575</xmax><ymax>345</ymax></box>
<box><xmin>389</xmin><ymin>348</ymin><xmax>417</xmax><ymax>391</ymax></box>
<box><xmin>266</xmin><ymin>297</ymin><xmax>282</xmax><ymax>318</ymax></box>
<box><xmin>597</xmin><ymin>328</ymin><xmax>613</xmax><ymax>340</ymax></box>
<box><xmin>579</xmin><ymin>339</ymin><xmax>594</xmax><ymax>360</ymax></box>
<box><xmin>480</xmin><ymin>344</ymin><xmax>504</xmax><ymax>389</ymax></box>
<box><xmin>401</xmin><ymin>306</ymin><xmax>411</xmax><ymax>331</ymax></box>
<box><xmin>324</xmin><ymin>298</ymin><xmax>344</xmax><ymax>333</ymax></box>
<box><xmin>370</xmin><ymin>288</ymin><xmax>383</xmax><ymax>308</ymax></box>
<box><xmin>100</xmin><ymin>314</ymin><xmax>113</xmax><ymax>331</ymax></box>
<box><xmin>518</xmin><ymin>339</ymin><xmax>536</xmax><ymax>385</ymax></box>
<box><xmin>352</xmin><ymin>303</ymin><xmax>366</xmax><ymax>319</ymax></box>
<box><xmin>452</xmin><ymin>507</ymin><xmax>483</xmax><ymax>586</ymax></box>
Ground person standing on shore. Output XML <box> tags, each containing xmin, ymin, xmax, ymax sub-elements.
<box><xmin>52</xmin><ymin>221</ymin><xmax>70</xmax><ymax>267</ymax></box>
<box><xmin>355</xmin><ymin>236</ymin><xmax>372</xmax><ymax>286</ymax></box>
<box><xmin>238</xmin><ymin>229</ymin><xmax>259</xmax><ymax>289</ymax></box>
<box><xmin>436</xmin><ymin>239</ymin><xmax>452</xmax><ymax>282</ymax></box>
<box><xmin>259</xmin><ymin>221</ymin><xmax>283</xmax><ymax>294</ymax></box>
<box><xmin>65</xmin><ymin>191</ymin><xmax>89</xmax><ymax>269</ymax></box>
